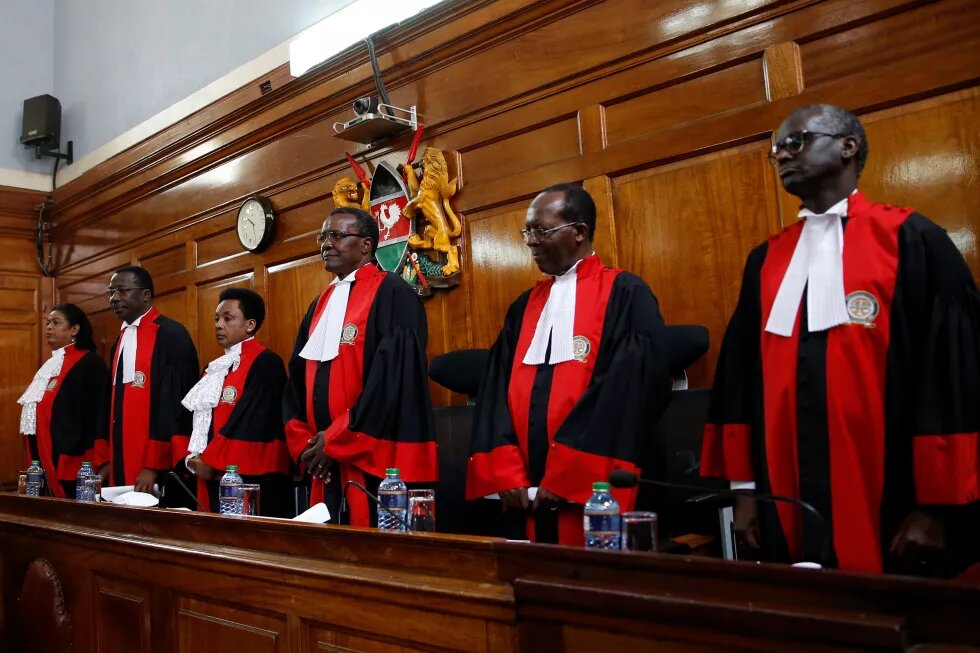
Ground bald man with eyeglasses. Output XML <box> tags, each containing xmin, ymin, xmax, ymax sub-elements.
<box><xmin>466</xmin><ymin>183</ymin><xmax>672</xmax><ymax>546</ymax></box>
<box><xmin>702</xmin><ymin>104</ymin><xmax>980</xmax><ymax>577</ymax></box>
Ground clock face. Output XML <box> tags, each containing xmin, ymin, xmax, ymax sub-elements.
<box><xmin>237</xmin><ymin>198</ymin><xmax>269</xmax><ymax>251</ymax></box>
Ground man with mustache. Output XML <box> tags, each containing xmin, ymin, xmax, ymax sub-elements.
<box><xmin>283</xmin><ymin>207</ymin><xmax>438</xmax><ymax>526</ymax></box>
<box><xmin>702</xmin><ymin>104</ymin><xmax>980</xmax><ymax>575</ymax></box>
<box><xmin>105</xmin><ymin>265</ymin><xmax>198</xmax><ymax>492</ymax></box>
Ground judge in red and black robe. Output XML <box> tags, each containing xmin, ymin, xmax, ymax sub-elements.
<box><xmin>18</xmin><ymin>304</ymin><xmax>110</xmax><ymax>498</ymax></box>
<box><xmin>105</xmin><ymin>266</ymin><xmax>199</xmax><ymax>491</ymax></box>
<box><xmin>183</xmin><ymin>288</ymin><xmax>293</xmax><ymax>517</ymax></box>
<box><xmin>466</xmin><ymin>184</ymin><xmax>671</xmax><ymax>545</ymax></box>
<box><xmin>702</xmin><ymin>105</ymin><xmax>980</xmax><ymax>575</ymax></box>
<box><xmin>283</xmin><ymin>208</ymin><xmax>438</xmax><ymax>526</ymax></box>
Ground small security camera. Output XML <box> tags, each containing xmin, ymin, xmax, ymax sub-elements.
<box><xmin>352</xmin><ymin>96</ymin><xmax>380</xmax><ymax>116</ymax></box>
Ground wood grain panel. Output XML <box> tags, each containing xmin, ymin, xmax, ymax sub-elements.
<box><xmin>613</xmin><ymin>142</ymin><xmax>780</xmax><ymax>387</ymax></box>
<box><xmin>763</xmin><ymin>42</ymin><xmax>804</xmax><ymax>102</ymax></box>
<box><xmin>140</xmin><ymin>245</ymin><xmax>187</xmax><ymax>279</ymax></box>
<box><xmin>94</xmin><ymin>576</ymin><xmax>152</xmax><ymax>653</ymax></box>
<box><xmin>177</xmin><ymin>596</ymin><xmax>286</xmax><ymax>653</ymax></box>
<box><xmin>266</xmin><ymin>256</ymin><xmax>330</xmax><ymax>367</ymax></box>
<box><xmin>305</xmin><ymin>591</ymin><xmax>493</xmax><ymax>653</ymax></box>
<box><xmin>604</xmin><ymin>60</ymin><xmax>766</xmax><ymax>147</ymax></box>
<box><xmin>154</xmin><ymin>289</ymin><xmax>190</xmax><ymax>336</ymax></box>
<box><xmin>460</xmin><ymin>117</ymin><xmax>581</xmax><ymax>186</ymax></box>
<box><xmin>800</xmin><ymin>0</ymin><xmax>978</xmax><ymax>92</ymax></box>
<box><xmin>466</xmin><ymin>202</ymin><xmax>542</xmax><ymax>349</ymax></box>
<box><xmin>197</xmin><ymin>273</ymin><xmax>254</xmax><ymax>363</ymax></box>
<box><xmin>858</xmin><ymin>87</ymin><xmax>980</xmax><ymax>278</ymax></box>
<box><xmin>197</xmin><ymin>225</ymin><xmax>247</xmax><ymax>268</ymax></box>
<box><xmin>0</xmin><ymin>325</ymin><xmax>38</xmax><ymax>481</ymax></box>
<box><xmin>0</xmin><ymin>287</ymin><xmax>36</xmax><ymax>312</ymax></box>
<box><xmin>0</xmin><ymin>236</ymin><xmax>47</xmax><ymax>275</ymax></box>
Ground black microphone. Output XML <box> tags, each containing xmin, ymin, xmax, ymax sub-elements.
<box><xmin>162</xmin><ymin>470</ymin><xmax>208</xmax><ymax>511</ymax></box>
<box><xmin>608</xmin><ymin>469</ymin><xmax>836</xmax><ymax>567</ymax></box>
<box><xmin>341</xmin><ymin>480</ymin><xmax>411</xmax><ymax>530</ymax></box>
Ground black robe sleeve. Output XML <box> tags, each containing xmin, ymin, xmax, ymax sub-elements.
<box><xmin>465</xmin><ymin>291</ymin><xmax>532</xmax><ymax>499</ymax></box>
<box><xmin>701</xmin><ymin>243</ymin><xmax>768</xmax><ymax>482</ymax></box>
<box><xmin>222</xmin><ymin>349</ymin><xmax>288</xmax><ymax>443</ymax></box>
<box><xmin>50</xmin><ymin>351</ymin><xmax>111</xmax><ymax>476</ymax></box>
<box><xmin>148</xmin><ymin>317</ymin><xmax>200</xmax><ymax>470</ymax></box>
<box><xmin>897</xmin><ymin>214</ymin><xmax>980</xmax><ymax>506</ymax></box>
<box><xmin>283</xmin><ymin>298</ymin><xmax>320</xmax><ymax>461</ymax></box>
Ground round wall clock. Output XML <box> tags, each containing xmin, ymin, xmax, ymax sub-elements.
<box><xmin>237</xmin><ymin>195</ymin><xmax>276</xmax><ymax>253</ymax></box>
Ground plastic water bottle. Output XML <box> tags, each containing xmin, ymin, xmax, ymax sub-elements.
<box><xmin>25</xmin><ymin>460</ymin><xmax>44</xmax><ymax>497</ymax></box>
<box><xmin>377</xmin><ymin>467</ymin><xmax>407</xmax><ymax>531</ymax></box>
<box><xmin>75</xmin><ymin>461</ymin><xmax>95</xmax><ymax>501</ymax></box>
<box><xmin>584</xmin><ymin>481</ymin><xmax>622</xmax><ymax>550</ymax></box>
<box><xmin>218</xmin><ymin>465</ymin><xmax>244</xmax><ymax>515</ymax></box>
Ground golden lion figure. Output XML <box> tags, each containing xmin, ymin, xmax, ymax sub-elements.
<box><xmin>403</xmin><ymin>147</ymin><xmax>461</xmax><ymax>276</ymax></box>
<box><xmin>331</xmin><ymin>177</ymin><xmax>370</xmax><ymax>211</ymax></box>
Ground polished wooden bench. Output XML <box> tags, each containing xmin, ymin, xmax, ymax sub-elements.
<box><xmin>0</xmin><ymin>494</ymin><xmax>977</xmax><ymax>652</ymax></box>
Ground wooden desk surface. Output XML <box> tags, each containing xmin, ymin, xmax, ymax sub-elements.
<box><xmin>0</xmin><ymin>494</ymin><xmax>977</xmax><ymax>653</ymax></box>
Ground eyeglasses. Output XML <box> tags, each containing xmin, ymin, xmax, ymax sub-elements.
<box><xmin>769</xmin><ymin>130</ymin><xmax>848</xmax><ymax>161</ymax></box>
<box><xmin>316</xmin><ymin>230</ymin><xmax>367</xmax><ymax>244</ymax></box>
<box><xmin>520</xmin><ymin>222</ymin><xmax>584</xmax><ymax>243</ymax></box>
<box><xmin>106</xmin><ymin>286</ymin><xmax>147</xmax><ymax>299</ymax></box>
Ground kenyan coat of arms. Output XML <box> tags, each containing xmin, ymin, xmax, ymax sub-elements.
<box><xmin>332</xmin><ymin>147</ymin><xmax>461</xmax><ymax>297</ymax></box>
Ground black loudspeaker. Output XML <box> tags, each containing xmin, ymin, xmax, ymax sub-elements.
<box><xmin>21</xmin><ymin>94</ymin><xmax>61</xmax><ymax>148</ymax></box>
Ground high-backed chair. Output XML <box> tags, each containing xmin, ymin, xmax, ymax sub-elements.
<box><xmin>428</xmin><ymin>349</ymin><xmax>489</xmax><ymax>533</ymax></box>
<box><xmin>637</xmin><ymin>325</ymin><xmax>727</xmax><ymax>544</ymax></box>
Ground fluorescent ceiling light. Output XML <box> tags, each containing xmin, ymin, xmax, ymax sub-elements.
<box><xmin>289</xmin><ymin>0</ymin><xmax>446</xmax><ymax>77</ymax></box>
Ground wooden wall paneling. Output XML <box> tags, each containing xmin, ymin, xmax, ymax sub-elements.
<box><xmin>176</xmin><ymin>596</ymin><xmax>287</xmax><ymax>653</ymax></box>
<box><xmin>612</xmin><ymin>142</ymin><xmax>782</xmax><ymax>388</ymax></box>
<box><xmin>154</xmin><ymin>289</ymin><xmax>190</xmax><ymax>340</ymax></box>
<box><xmin>465</xmin><ymin>202</ymin><xmax>542</xmax><ymax>350</ymax></box>
<box><xmin>603</xmin><ymin>59</ymin><xmax>767</xmax><ymax>148</ymax></box>
<box><xmin>458</xmin><ymin>116</ymin><xmax>582</xmax><ymax>187</ymax></box>
<box><xmin>265</xmin><ymin>256</ymin><xmax>331</xmax><ymax>367</ymax></box>
<box><xmin>858</xmin><ymin>87</ymin><xmax>980</xmax><ymax>278</ymax></box>
<box><xmin>196</xmin><ymin>273</ymin><xmax>254</xmax><ymax>364</ymax></box>
<box><xmin>139</xmin><ymin>245</ymin><xmax>187</xmax><ymax>280</ymax></box>
<box><xmin>0</xmin><ymin>271</ymin><xmax>41</xmax><ymax>484</ymax></box>
<box><xmin>93</xmin><ymin>575</ymin><xmax>153</xmax><ymax>653</ymax></box>
<box><xmin>582</xmin><ymin>175</ymin><xmax>618</xmax><ymax>267</ymax></box>
<box><xmin>763</xmin><ymin>41</ymin><xmax>804</xmax><ymax>102</ymax></box>
<box><xmin>578</xmin><ymin>105</ymin><xmax>606</xmax><ymax>155</ymax></box>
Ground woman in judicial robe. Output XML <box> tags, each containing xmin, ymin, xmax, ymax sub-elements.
<box><xmin>18</xmin><ymin>303</ymin><xmax>110</xmax><ymax>498</ymax></box>
<box><xmin>181</xmin><ymin>288</ymin><xmax>293</xmax><ymax>517</ymax></box>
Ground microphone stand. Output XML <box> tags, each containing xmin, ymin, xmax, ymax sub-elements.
<box><xmin>609</xmin><ymin>471</ymin><xmax>836</xmax><ymax>567</ymax></box>
<box><xmin>163</xmin><ymin>470</ymin><xmax>208</xmax><ymax>511</ymax></box>
<box><xmin>341</xmin><ymin>480</ymin><xmax>411</xmax><ymax>530</ymax></box>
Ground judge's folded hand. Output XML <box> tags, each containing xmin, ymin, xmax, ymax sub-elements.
<box><xmin>187</xmin><ymin>456</ymin><xmax>216</xmax><ymax>481</ymax></box>
<box><xmin>300</xmin><ymin>431</ymin><xmax>334</xmax><ymax>482</ymax></box>
<box><xmin>135</xmin><ymin>468</ymin><xmax>158</xmax><ymax>493</ymax></box>
<box><xmin>733</xmin><ymin>495</ymin><xmax>761</xmax><ymax>553</ymax></box>
<box><xmin>499</xmin><ymin>487</ymin><xmax>529</xmax><ymax>512</ymax></box>
<box><xmin>890</xmin><ymin>509</ymin><xmax>946</xmax><ymax>565</ymax></box>
<box><xmin>533</xmin><ymin>487</ymin><xmax>563</xmax><ymax>511</ymax></box>
<box><xmin>98</xmin><ymin>463</ymin><xmax>111</xmax><ymax>485</ymax></box>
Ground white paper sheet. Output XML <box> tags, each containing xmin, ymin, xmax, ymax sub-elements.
<box><xmin>292</xmin><ymin>502</ymin><xmax>331</xmax><ymax>523</ymax></box>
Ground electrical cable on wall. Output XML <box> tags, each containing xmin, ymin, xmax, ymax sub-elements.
<box><xmin>34</xmin><ymin>156</ymin><xmax>59</xmax><ymax>277</ymax></box>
